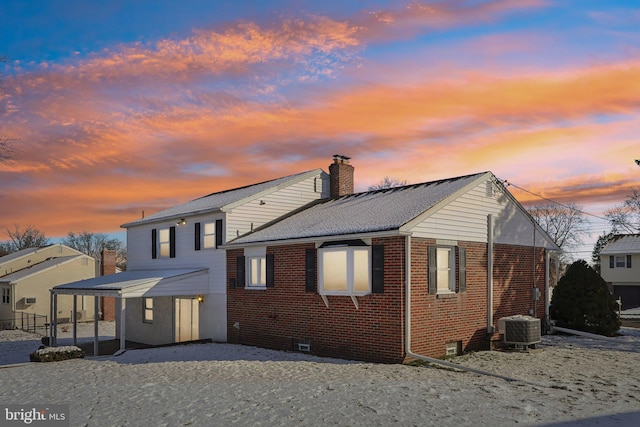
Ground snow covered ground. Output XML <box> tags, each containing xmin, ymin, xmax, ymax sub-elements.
<box><xmin>1</xmin><ymin>321</ymin><xmax>640</xmax><ymax>426</ymax></box>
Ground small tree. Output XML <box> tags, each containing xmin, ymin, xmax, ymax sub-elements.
<box><xmin>591</xmin><ymin>231</ymin><xmax>616</xmax><ymax>274</ymax></box>
<box><xmin>63</xmin><ymin>231</ymin><xmax>127</xmax><ymax>270</ymax></box>
<box><xmin>368</xmin><ymin>177</ymin><xmax>408</xmax><ymax>191</ymax></box>
<box><xmin>550</xmin><ymin>260</ymin><xmax>620</xmax><ymax>336</ymax></box>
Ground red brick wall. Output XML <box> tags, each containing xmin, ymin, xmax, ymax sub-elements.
<box><xmin>227</xmin><ymin>236</ymin><xmax>548</xmax><ymax>363</ymax></box>
<box><xmin>227</xmin><ymin>236</ymin><xmax>406</xmax><ymax>363</ymax></box>
<box><xmin>408</xmin><ymin>239</ymin><xmax>547</xmax><ymax>359</ymax></box>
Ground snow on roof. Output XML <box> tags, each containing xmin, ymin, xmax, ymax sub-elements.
<box><xmin>53</xmin><ymin>268</ymin><xmax>208</xmax><ymax>294</ymax></box>
<box><xmin>228</xmin><ymin>172</ymin><xmax>487</xmax><ymax>245</ymax></box>
<box><xmin>601</xmin><ymin>234</ymin><xmax>640</xmax><ymax>255</ymax></box>
<box><xmin>122</xmin><ymin>169</ymin><xmax>323</xmax><ymax>227</ymax></box>
<box><xmin>0</xmin><ymin>255</ymin><xmax>85</xmax><ymax>283</ymax></box>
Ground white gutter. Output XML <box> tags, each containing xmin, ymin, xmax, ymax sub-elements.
<box><xmin>403</xmin><ymin>234</ymin><xmax>544</xmax><ymax>385</ymax></box>
<box><xmin>487</xmin><ymin>214</ymin><xmax>494</xmax><ymax>333</ymax></box>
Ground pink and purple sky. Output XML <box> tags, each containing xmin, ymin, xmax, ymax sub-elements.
<box><xmin>1</xmin><ymin>0</ymin><xmax>639</xmax><ymax>259</ymax></box>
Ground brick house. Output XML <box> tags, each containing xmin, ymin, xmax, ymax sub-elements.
<box><xmin>225</xmin><ymin>156</ymin><xmax>559</xmax><ymax>363</ymax></box>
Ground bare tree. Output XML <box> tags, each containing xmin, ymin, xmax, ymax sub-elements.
<box><xmin>605</xmin><ymin>187</ymin><xmax>640</xmax><ymax>233</ymax></box>
<box><xmin>527</xmin><ymin>203</ymin><xmax>590</xmax><ymax>261</ymax></box>
<box><xmin>63</xmin><ymin>231</ymin><xmax>127</xmax><ymax>270</ymax></box>
<box><xmin>368</xmin><ymin>177</ymin><xmax>408</xmax><ymax>191</ymax></box>
<box><xmin>4</xmin><ymin>224</ymin><xmax>50</xmax><ymax>251</ymax></box>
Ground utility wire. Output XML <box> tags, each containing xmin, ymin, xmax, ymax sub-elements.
<box><xmin>498</xmin><ymin>178</ymin><xmax>610</xmax><ymax>223</ymax></box>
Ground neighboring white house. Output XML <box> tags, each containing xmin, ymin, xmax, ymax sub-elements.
<box><xmin>600</xmin><ymin>234</ymin><xmax>640</xmax><ymax>309</ymax></box>
<box><xmin>53</xmin><ymin>168</ymin><xmax>329</xmax><ymax>349</ymax></box>
<box><xmin>0</xmin><ymin>244</ymin><xmax>97</xmax><ymax>329</ymax></box>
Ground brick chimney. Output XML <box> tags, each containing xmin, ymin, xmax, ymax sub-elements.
<box><xmin>100</xmin><ymin>249</ymin><xmax>117</xmax><ymax>276</ymax></box>
<box><xmin>100</xmin><ymin>249</ymin><xmax>117</xmax><ymax>321</ymax></box>
<box><xmin>329</xmin><ymin>154</ymin><xmax>354</xmax><ymax>198</ymax></box>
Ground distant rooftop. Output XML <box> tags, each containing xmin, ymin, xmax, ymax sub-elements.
<box><xmin>601</xmin><ymin>234</ymin><xmax>640</xmax><ymax>255</ymax></box>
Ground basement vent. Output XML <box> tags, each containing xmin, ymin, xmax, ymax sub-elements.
<box><xmin>297</xmin><ymin>343</ymin><xmax>311</xmax><ymax>352</ymax></box>
<box><xmin>499</xmin><ymin>316</ymin><xmax>541</xmax><ymax>346</ymax></box>
<box><xmin>445</xmin><ymin>341</ymin><xmax>460</xmax><ymax>357</ymax></box>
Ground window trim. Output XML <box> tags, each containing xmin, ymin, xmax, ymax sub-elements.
<box><xmin>1</xmin><ymin>287</ymin><xmax>10</xmax><ymax>304</ymax></box>
<box><xmin>436</xmin><ymin>246</ymin><xmax>456</xmax><ymax>294</ymax></box>
<box><xmin>246</xmin><ymin>255</ymin><xmax>267</xmax><ymax>289</ymax></box>
<box><xmin>202</xmin><ymin>222</ymin><xmax>216</xmax><ymax>250</ymax></box>
<box><xmin>318</xmin><ymin>246</ymin><xmax>372</xmax><ymax>296</ymax></box>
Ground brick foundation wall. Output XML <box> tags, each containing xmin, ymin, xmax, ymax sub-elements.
<box><xmin>227</xmin><ymin>236</ymin><xmax>406</xmax><ymax>363</ymax></box>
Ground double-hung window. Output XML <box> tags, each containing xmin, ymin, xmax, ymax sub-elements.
<box><xmin>235</xmin><ymin>246</ymin><xmax>274</xmax><ymax>290</ymax></box>
<box><xmin>610</xmin><ymin>255</ymin><xmax>632</xmax><ymax>269</ymax></box>
<box><xmin>319</xmin><ymin>246</ymin><xmax>371</xmax><ymax>295</ymax></box>
<box><xmin>143</xmin><ymin>298</ymin><xmax>153</xmax><ymax>323</ymax></box>
<box><xmin>159</xmin><ymin>229</ymin><xmax>171</xmax><ymax>258</ymax></box>
<box><xmin>203</xmin><ymin>222</ymin><xmax>216</xmax><ymax>249</ymax></box>
<box><xmin>1</xmin><ymin>287</ymin><xmax>10</xmax><ymax>304</ymax></box>
<box><xmin>436</xmin><ymin>247</ymin><xmax>455</xmax><ymax>293</ymax></box>
<box><xmin>152</xmin><ymin>226</ymin><xmax>176</xmax><ymax>259</ymax></box>
<box><xmin>247</xmin><ymin>256</ymin><xmax>267</xmax><ymax>288</ymax></box>
<box><xmin>428</xmin><ymin>245</ymin><xmax>466</xmax><ymax>295</ymax></box>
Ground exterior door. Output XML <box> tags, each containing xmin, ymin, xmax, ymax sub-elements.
<box><xmin>174</xmin><ymin>297</ymin><xmax>199</xmax><ymax>342</ymax></box>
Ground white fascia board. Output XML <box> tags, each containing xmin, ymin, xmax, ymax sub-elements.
<box><xmin>220</xmin><ymin>169</ymin><xmax>325</xmax><ymax>212</ymax></box>
<box><xmin>121</xmin><ymin>208</ymin><xmax>224</xmax><ymax>228</ymax></box>
<box><xmin>399</xmin><ymin>172</ymin><xmax>493</xmax><ymax>234</ymax></box>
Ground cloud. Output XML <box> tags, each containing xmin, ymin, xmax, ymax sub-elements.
<box><xmin>2</xmin><ymin>1</ymin><xmax>639</xmax><ymax>237</ymax></box>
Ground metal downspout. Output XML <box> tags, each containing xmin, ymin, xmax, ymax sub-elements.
<box><xmin>403</xmin><ymin>234</ymin><xmax>544</xmax><ymax>385</ymax></box>
<box><xmin>487</xmin><ymin>214</ymin><xmax>494</xmax><ymax>333</ymax></box>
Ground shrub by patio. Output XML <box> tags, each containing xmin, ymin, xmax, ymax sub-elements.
<box><xmin>30</xmin><ymin>346</ymin><xmax>84</xmax><ymax>362</ymax></box>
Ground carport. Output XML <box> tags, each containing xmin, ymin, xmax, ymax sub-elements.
<box><xmin>50</xmin><ymin>268</ymin><xmax>209</xmax><ymax>355</ymax></box>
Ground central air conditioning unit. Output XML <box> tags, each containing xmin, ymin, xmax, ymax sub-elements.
<box><xmin>498</xmin><ymin>315</ymin><xmax>541</xmax><ymax>346</ymax></box>
<box><xmin>75</xmin><ymin>310</ymin><xmax>87</xmax><ymax>321</ymax></box>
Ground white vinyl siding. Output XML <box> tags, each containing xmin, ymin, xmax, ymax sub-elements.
<box><xmin>226</xmin><ymin>174</ymin><xmax>327</xmax><ymax>243</ymax></box>
<box><xmin>411</xmin><ymin>180</ymin><xmax>556</xmax><ymax>248</ymax></box>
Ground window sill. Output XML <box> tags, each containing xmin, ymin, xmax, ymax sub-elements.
<box><xmin>436</xmin><ymin>292</ymin><xmax>457</xmax><ymax>299</ymax></box>
<box><xmin>319</xmin><ymin>291</ymin><xmax>371</xmax><ymax>297</ymax></box>
<box><xmin>245</xmin><ymin>286</ymin><xmax>267</xmax><ymax>291</ymax></box>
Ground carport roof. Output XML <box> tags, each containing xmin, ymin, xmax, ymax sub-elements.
<box><xmin>52</xmin><ymin>268</ymin><xmax>208</xmax><ymax>297</ymax></box>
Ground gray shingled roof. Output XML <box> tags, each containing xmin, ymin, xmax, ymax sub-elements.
<box><xmin>601</xmin><ymin>234</ymin><xmax>640</xmax><ymax>255</ymax></box>
<box><xmin>228</xmin><ymin>172</ymin><xmax>487</xmax><ymax>245</ymax></box>
<box><xmin>122</xmin><ymin>169</ymin><xmax>323</xmax><ymax>227</ymax></box>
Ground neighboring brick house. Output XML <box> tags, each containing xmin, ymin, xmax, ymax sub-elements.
<box><xmin>600</xmin><ymin>234</ymin><xmax>640</xmax><ymax>309</ymax></box>
<box><xmin>225</xmin><ymin>157</ymin><xmax>559</xmax><ymax>363</ymax></box>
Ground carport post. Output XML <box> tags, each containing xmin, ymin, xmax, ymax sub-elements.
<box><xmin>53</xmin><ymin>293</ymin><xmax>58</xmax><ymax>346</ymax></box>
<box><xmin>94</xmin><ymin>295</ymin><xmax>99</xmax><ymax>356</ymax></box>
<box><xmin>119</xmin><ymin>297</ymin><xmax>126</xmax><ymax>351</ymax></box>
<box><xmin>49</xmin><ymin>291</ymin><xmax>53</xmax><ymax>346</ymax></box>
<box><xmin>73</xmin><ymin>295</ymin><xmax>77</xmax><ymax>346</ymax></box>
